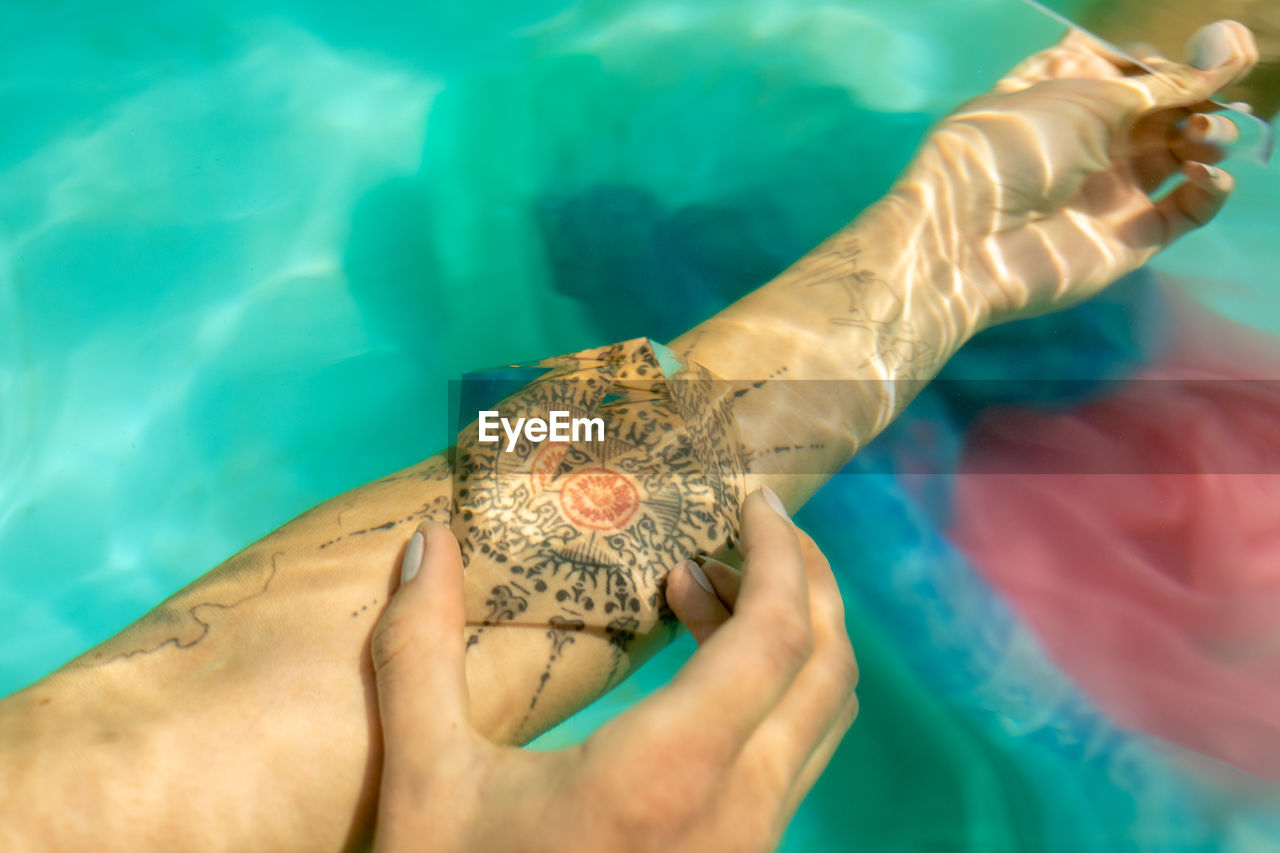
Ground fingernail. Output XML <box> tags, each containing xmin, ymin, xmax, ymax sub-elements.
<box><xmin>401</xmin><ymin>528</ymin><xmax>426</xmax><ymax>584</ymax></box>
<box><xmin>760</xmin><ymin>486</ymin><xmax>791</xmax><ymax>522</ymax></box>
<box><xmin>1187</xmin><ymin>21</ymin><xmax>1235</xmax><ymax>70</ymax></box>
<box><xmin>681</xmin><ymin>559</ymin><xmax>715</xmax><ymax>595</ymax></box>
<box><xmin>1186</xmin><ymin>113</ymin><xmax>1236</xmax><ymax>145</ymax></box>
<box><xmin>1202</xmin><ymin>163</ymin><xmax>1231</xmax><ymax>191</ymax></box>
<box><xmin>1188</xmin><ymin>161</ymin><xmax>1231</xmax><ymax>193</ymax></box>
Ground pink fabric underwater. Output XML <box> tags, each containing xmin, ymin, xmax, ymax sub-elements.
<box><xmin>949</xmin><ymin>286</ymin><xmax>1280</xmax><ymax>779</ymax></box>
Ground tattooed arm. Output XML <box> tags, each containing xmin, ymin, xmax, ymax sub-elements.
<box><xmin>0</xmin><ymin>23</ymin><xmax>1256</xmax><ymax>853</ymax></box>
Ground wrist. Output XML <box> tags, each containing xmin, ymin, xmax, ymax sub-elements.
<box><xmin>676</xmin><ymin>182</ymin><xmax>995</xmax><ymax>462</ymax></box>
<box><xmin>757</xmin><ymin>181</ymin><xmax>992</xmax><ymax>381</ymax></box>
<box><xmin>869</xmin><ymin>168</ymin><xmax>996</xmax><ymax>340</ymax></box>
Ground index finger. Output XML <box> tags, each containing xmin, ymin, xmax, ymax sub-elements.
<box><xmin>611</xmin><ymin>489</ymin><xmax>814</xmax><ymax>771</ymax></box>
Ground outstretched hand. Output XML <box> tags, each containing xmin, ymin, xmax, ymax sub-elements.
<box><xmin>899</xmin><ymin>19</ymin><xmax>1259</xmax><ymax>324</ymax></box>
<box><xmin>369</xmin><ymin>490</ymin><xmax>858</xmax><ymax>853</ymax></box>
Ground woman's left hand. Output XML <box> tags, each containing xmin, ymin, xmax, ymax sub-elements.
<box><xmin>369</xmin><ymin>489</ymin><xmax>858</xmax><ymax>853</ymax></box>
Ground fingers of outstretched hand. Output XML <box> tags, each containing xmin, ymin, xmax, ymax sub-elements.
<box><xmin>1125</xmin><ymin>107</ymin><xmax>1196</xmax><ymax>193</ymax></box>
<box><xmin>1123</xmin><ymin>160</ymin><xmax>1233</xmax><ymax>252</ymax></box>
<box><xmin>1184</xmin><ymin>112</ymin><xmax>1240</xmax><ymax>148</ymax></box>
<box><xmin>1121</xmin><ymin>21</ymin><xmax>1257</xmax><ymax>112</ymax></box>
<box><xmin>371</xmin><ymin>521</ymin><xmax>472</xmax><ymax>754</ymax></box>
<box><xmin>622</xmin><ymin>490</ymin><xmax>812</xmax><ymax>770</ymax></box>
<box><xmin>1166</xmin><ymin>111</ymin><xmax>1236</xmax><ymax>168</ymax></box>
<box><xmin>1122</xmin><ymin>107</ymin><xmax>1235</xmax><ymax>200</ymax></box>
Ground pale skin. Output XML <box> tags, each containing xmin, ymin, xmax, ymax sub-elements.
<box><xmin>0</xmin><ymin>21</ymin><xmax>1258</xmax><ymax>852</ymax></box>
<box><xmin>1077</xmin><ymin>0</ymin><xmax>1280</xmax><ymax>118</ymax></box>
<box><xmin>370</xmin><ymin>494</ymin><xmax>856</xmax><ymax>853</ymax></box>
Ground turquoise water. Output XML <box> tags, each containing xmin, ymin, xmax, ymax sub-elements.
<box><xmin>3</xmin><ymin>1</ymin><xmax>1279</xmax><ymax>849</ymax></box>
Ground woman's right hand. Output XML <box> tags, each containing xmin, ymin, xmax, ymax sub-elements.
<box><xmin>369</xmin><ymin>489</ymin><xmax>858</xmax><ymax>852</ymax></box>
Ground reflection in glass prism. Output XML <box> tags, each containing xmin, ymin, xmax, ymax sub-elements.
<box><xmin>451</xmin><ymin>338</ymin><xmax>745</xmax><ymax>667</ymax></box>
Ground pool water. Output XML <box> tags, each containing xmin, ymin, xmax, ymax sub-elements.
<box><xmin>3</xmin><ymin>1</ymin><xmax>1279</xmax><ymax>849</ymax></box>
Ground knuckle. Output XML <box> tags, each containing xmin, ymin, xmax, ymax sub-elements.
<box><xmin>837</xmin><ymin>693</ymin><xmax>861</xmax><ymax>736</ymax></box>
<box><xmin>593</xmin><ymin>766</ymin><xmax>709</xmax><ymax>847</ymax></box>
<box><xmin>797</xmin><ymin>534</ymin><xmax>830</xmax><ymax>572</ymax></box>
<box><xmin>829</xmin><ymin>635</ymin><xmax>860</xmax><ymax>696</ymax></box>
<box><xmin>370</xmin><ymin>615</ymin><xmax>411</xmax><ymax>674</ymax></box>
<box><xmin>1139</xmin><ymin>65</ymin><xmax>1206</xmax><ymax>106</ymax></box>
<box><xmin>765</xmin><ymin>606</ymin><xmax>815</xmax><ymax>672</ymax></box>
<box><xmin>743</xmin><ymin>734</ymin><xmax>796</xmax><ymax>805</ymax></box>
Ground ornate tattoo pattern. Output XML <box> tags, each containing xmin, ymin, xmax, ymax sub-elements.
<box><xmin>453</xmin><ymin>338</ymin><xmax>746</xmax><ymax>720</ymax></box>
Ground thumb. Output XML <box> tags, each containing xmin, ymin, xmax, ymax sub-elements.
<box><xmin>1122</xmin><ymin>20</ymin><xmax>1258</xmax><ymax>111</ymax></box>
<box><xmin>371</xmin><ymin>520</ymin><xmax>471</xmax><ymax>753</ymax></box>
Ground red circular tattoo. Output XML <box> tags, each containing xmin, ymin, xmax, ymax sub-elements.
<box><xmin>530</xmin><ymin>442</ymin><xmax>570</xmax><ymax>494</ymax></box>
<box><xmin>559</xmin><ymin>467</ymin><xmax>640</xmax><ymax>531</ymax></box>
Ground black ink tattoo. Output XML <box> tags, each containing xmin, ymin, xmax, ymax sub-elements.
<box><xmin>791</xmin><ymin>238</ymin><xmax>935</xmax><ymax>373</ymax></box>
<box><xmin>77</xmin><ymin>550</ymin><xmax>283</xmax><ymax>667</ymax></box>
<box><xmin>319</xmin><ymin>494</ymin><xmax>451</xmax><ymax>550</ymax></box>
<box><xmin>452</xmin><ymin>338</ymin><xmax>746</xmax><ymax>723</ymax></box>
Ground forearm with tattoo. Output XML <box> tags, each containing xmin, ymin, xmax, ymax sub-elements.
<box><xmin>0</xmin><ymin>190</ymin><xmax>981</xmax><ymax>853</ymax></box>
